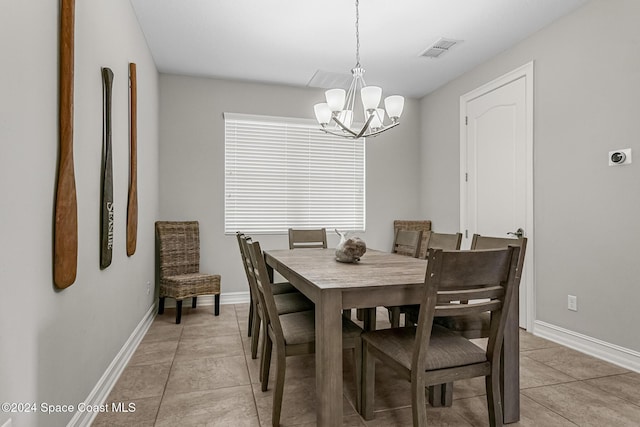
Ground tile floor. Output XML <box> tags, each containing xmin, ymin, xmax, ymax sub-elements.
<box><xmin>92</xmin><ymin>304</ymin><xmax>640</xmax><ymax>426</ymax></box>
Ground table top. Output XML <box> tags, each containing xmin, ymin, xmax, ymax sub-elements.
<box><xmin>264</xmin><ymin>248</ymin><xmax>428</xmax><ymax>291</ymax></box>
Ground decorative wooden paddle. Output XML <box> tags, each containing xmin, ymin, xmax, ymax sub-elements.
<box><xmin>54</xmin><ymin>0</ymin><xmax>77</xmax><ymax>289</ymax></box>
<box><xmin>126</xmin><ymin>63</ymin><xmax>138</xmax><ymax>256</ymax></box>
<box><xmin>100</xmin><ymin>67</ymin><xmax>114</xmax><ymax>269</ymax></box>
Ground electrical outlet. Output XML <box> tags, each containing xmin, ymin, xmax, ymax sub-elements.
<box><xmin>146</xmin><ymin>281</ymin><xmax>151</xmax><ymax>295</ymax></box>
<box><xmin>568</xmin><ymin>295</ymin><xmax>577</xmax><ymax>311</ymax></box>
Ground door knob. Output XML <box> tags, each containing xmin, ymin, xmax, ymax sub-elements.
<box><xmin>507</xmin><ymin>228</ymin><xmax>524</xmax><ymax>238</ymax></box>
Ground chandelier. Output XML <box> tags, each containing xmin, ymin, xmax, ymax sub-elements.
<box><xmin>313</xmin><ymin>0</ymin><xmax>405</xmax><ymax>139</ymax></box>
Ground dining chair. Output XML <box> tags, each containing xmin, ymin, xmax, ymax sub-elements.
<box><xmin>155</xmin><ymin>221</ymin><xmax>221</xmax><ymax>324</ymax></box>
<box><xmin>288</xmin><ymin>228</ymin><xmax>327</xmax><ymax>249</ymax></box>
<box><xmin>393</xmin><ymin>220</ymin><xmax>432</xmax><ymax>259</ymax></box>
<box><xmin>386</xmin><ymin>229</ymin><xmax>423</xmax><ymax>327</ymax></box>
<box><xmin>391</xmin><ymin>229</ymin><xmax>423</xmax><ymax>257</ymax></box>
<box><xmin>237</xmin><ymin>233</ymin><xmax>314</xmax><ymax>361</ymax></box>
<box><xmin>423</xmin><ymin>234</ymin><xmax>528</xmax><ymax>408</ymax></box>
<box><xmin>246</xmin><ymin>239</ymin><xmax>363</xmax><ymax>426</ymax></box>
<box><xmin>236</xmin><ymin>233</ymin><xmax>298</xmax><ymax>335</ymax></box>
<box><xmin>400</xmin><ymin>231</ymin><xmax>463</xmax><ymax>327</ymax></box>
<box><xmin>361</xmin><ymin>246</ymin><xmax>521</xmax><ymax>426</ymax></box>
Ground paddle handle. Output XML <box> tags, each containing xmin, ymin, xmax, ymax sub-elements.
<box><xmin>54</xmin><ymin>0</ymin><xmax>77</xmax><ymax>288</ymax></box>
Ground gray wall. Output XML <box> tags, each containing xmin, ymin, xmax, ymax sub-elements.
<box><xmin>159</xmin><ymin>74</ymin><xmax>422</xmax><ymax>296</ymax></box>
<box><xmin>420</xmin><ymin>0</ymin><xmax>640</xmax><ymax>351</ymax></box>
<box><xmin>0</xmin><ymin>1</ymin><xmax>160</xmax><ymax>426</ymax></box>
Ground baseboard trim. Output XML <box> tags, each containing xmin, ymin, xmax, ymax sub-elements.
<box><xmin>67</xmin><ymin>304</ymin><xmax>156</xmax><ymax>427</ymax></box>
<box><xmin>160</xmin><ymin>291</ymin><xmax>250</xmax><ymax>307</ymax></box>
<box><xmin>534</xmin><ymin>320</ymin><xmax>640</xmax><ymax>373</ymax></box>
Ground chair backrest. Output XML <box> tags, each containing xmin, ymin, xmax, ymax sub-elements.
<box><xmin>425</xmin><ymin>231</ymin><xmax>463</xmax><ymax>251</ymax></box>
<box><xmin>155</xmin><ymin>221</ymin><xmax>200</xmax><ymax>278</ymax></box>
<box><xmin>236</xmin><ymin>232</ymin><xmax>258</xmax><ymax>296</ymax></box>
<box><xmin>471</xmin><ymin>234</ymin><xmax>528</xmax><ymax>278</ymax></box>
<box><xmin>392</xmin><ymin>229</ymin><xmax>423</xmax><ymax>258</ymax></box>
<box><xmin>393</xmin><ymin>220</ymin><xmax>432</xmax><ymax>258</ymax></box>
<box><xmin>288</xmin><ymin>228</ymin><xmax>327</xmax><ymax>249</ymax></box>
<box><xmin>246</xmin><ymin>239</ymin><xmax>285</xmax><ymax>344</ymax></box>
<box><xmin>413</xmin><ymin>247</ymin><xmax>521</xmax><ymax>372</ymax></box>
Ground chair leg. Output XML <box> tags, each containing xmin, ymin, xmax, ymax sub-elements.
<box><xmin>175</xmin><ymin>300</ymin><xmax>183</xmax><ymax>324</ymax></box>
<box><xmin>389</xmin><ymin>307</ymin><xmax>401</xmax><ymax>328</ymax></box>
<box><xmin>158</xmin><ymin>297</ymin><xmax>165</xmax><ymax>314</ymax></box>
<box><xmin>214</xmin><ymin>294</ymin><xmax>220</xmax><ymax>316</ymax></box>
<box><xmin>247</xmin><ymin>293</ymin><xmax>254</xmax><ymax>337</ymax></box>
<box><xmin>428</xmin><ymin>385</ymin><xmax>442</xmax><ymax>407</ymax></box>
<box><xmin>261</xmin><ymin>331</ymin><xmax>273</xmax><ymax>392</ymax></box>
<box><xmin>250</xmin><ymin>307</ymin><xmax>261</xmax><ymax>360</ymax></box>
<box><xmin>486</xmin><ymin>372</ymin><xmax>504</xmax><ymax>427</ymax></box>
<box><xmin>271</xmin><ymin>345</ymin><xmax>287</xmax><ymax>427</ymax></box>
<box><xmin>192</xmin><ymin>296</ymin><xmax>197</xmax><ymax>308</ymax></box>
<box><xmin>342</xmin><ymin>309</ymin><xmax>352</xmax><ymax>319</ymax></box>
<box><xmin>410</xmin><ymin>374</ymin><xmax>427</xmax><ymax>427</ymax></box>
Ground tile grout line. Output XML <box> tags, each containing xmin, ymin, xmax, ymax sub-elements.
<box><xmin>234</xmin><ymin>303</ymin><xmax>267</xmax><ymax>426</ymax></box>
<box><xmin>153</xmin><ymin>315</ymin><xmax>184</xmax><ymax>427</ymax></box>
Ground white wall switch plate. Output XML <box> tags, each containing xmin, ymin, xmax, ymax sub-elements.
<box><xmin>568</xmin><ymin>295</ymin><xmax>577</xmax><ymax>311</ymax></box>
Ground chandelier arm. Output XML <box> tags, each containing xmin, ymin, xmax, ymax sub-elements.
<box><xmin>362</xmin><ymin>121</ymin><xmax>400</xmax><ymax>138</ymax></box>
<box><xmin>331</xmin><ymin>116</ymin><xmax>359</xmax><ymax>137</ymax></box>
<box><xmin>355</xmin><ymin>114</ymin><xmax>375</xmax><ymax>139</ymax></box>
<box><xmin>319</xmin><ymin>128</ymin><xmax>358</xmax><ymax>139</ymax></box>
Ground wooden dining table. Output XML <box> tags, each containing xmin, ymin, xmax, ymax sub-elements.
<box><xmin>263</xmin><ymin>247</ymin><xmax>520</xmax><ymax>426</ymax></box>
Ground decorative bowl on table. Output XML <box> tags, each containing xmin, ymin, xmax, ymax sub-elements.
<box><xmin>334</xmin><ymin>229</ymin><xmax>366</xmax><ymax>263</ymax></box>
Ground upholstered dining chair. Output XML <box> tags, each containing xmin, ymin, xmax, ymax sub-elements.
<box><xmin>361</xmin><ymin>246</ymin><xmax>521</xmax><ymax>426</ymax></box>
<box><xmin>246</xmin><ymin>239</ymin><xmax>363</xmax><ymax>426</ymax></box>
<box><xmin>236</xmin><ymin>233</ymin><xmax>313</xmax><ymax>361</ymax></box>
<box><xmin>155</xmin><ymin>221</ymin><xmax>221</xmax><ymax>324</ymax></box>
<box><xmin>288</xmin><ymin>228</ymin><xmax>327</xmax><ymax>249</ymax></box>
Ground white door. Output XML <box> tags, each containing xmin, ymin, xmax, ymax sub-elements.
<box><xmin>460</xmin><ymin>63</ymin><xmax>534</xmax><ymax>330</ymax></box>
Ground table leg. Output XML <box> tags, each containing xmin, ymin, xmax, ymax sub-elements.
<box><xmin>361</xmin><ymin>308</ymin><xmax>377</xmax><ymax>420</ymax></box>
<box><xmin>315</xmin><ymin>290</ymin><xmax>343</xmax><ymax>426</ymax></box>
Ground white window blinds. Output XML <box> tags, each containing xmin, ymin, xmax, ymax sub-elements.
<box><xmin>224</xmin><ymin>113</ymin><xmax>365</xmax><ymax>234</ymax></box>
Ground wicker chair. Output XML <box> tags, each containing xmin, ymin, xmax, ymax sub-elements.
<box><xmin>155</xmin><ymin>221</ymin><xmax>221</xmax><ymax>324</ymax></box>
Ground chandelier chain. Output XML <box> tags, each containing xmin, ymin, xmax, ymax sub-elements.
<box><xmin>355</xmin><ymin>0</ymin><xmax>360</xmax><ymax>67</ymax></box>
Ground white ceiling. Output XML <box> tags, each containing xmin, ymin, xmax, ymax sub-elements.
<box><xmin>130</xmin><ymin>0</ymin><xmax>589</xmax><ymax>99</ymax></box>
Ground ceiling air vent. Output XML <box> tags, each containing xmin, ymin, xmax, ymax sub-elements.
<box><xmin>420</xmin><ymin>37</ymin><xmax>462</xmax><ymax>59</ymax></box>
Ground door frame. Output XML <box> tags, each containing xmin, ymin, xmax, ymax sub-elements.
<box><xmin>459</xmin><ymin>61</ymin><xmax>535</xmax><ymax>331</ymax></box>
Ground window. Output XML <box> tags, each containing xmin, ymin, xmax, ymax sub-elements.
<box><xmin>224</xmin><ymin>113</ymin><xmax>365</xmax><ymax>234</ymax></box>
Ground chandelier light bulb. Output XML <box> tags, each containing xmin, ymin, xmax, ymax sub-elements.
<box><xmin>314</xmin><ymin>103</ymin><xmax>332</xmax><ymax>125</ymax></box>
<box><xmin>384</xmin><ymin>95</ymin><xmax>405</xmax><ymax>120</ymax></box>
<box><xmin>325</xmin><ymin>89</ymin><xmax>346</xmax><ymax>113</ymax></box>
<box><xmin>361</xmin><ymin>86</ymin><xmax>382</xmax><ymax>112</ymax></box>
